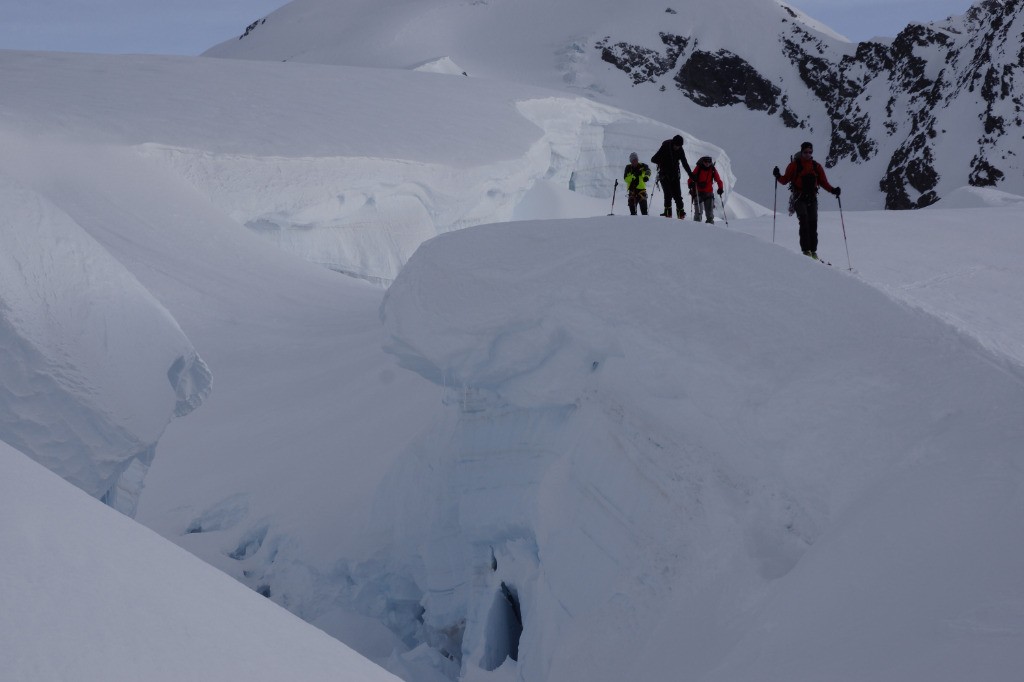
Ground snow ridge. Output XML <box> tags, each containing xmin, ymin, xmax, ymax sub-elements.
<box><xmin>136</xmin><ymin>97</ymin><xmax>743</xmax><ymax>284</ymax></box>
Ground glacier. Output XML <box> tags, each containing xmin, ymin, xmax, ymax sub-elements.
<box><xmin>0</xmin><ymin>169</ymin><xmax>210</xmax><ymax>514</ymax></box>
<box><xmin>369</xmin><ymin>217</ymin><xmax>1024</xmax><ymax>680</ymax></box>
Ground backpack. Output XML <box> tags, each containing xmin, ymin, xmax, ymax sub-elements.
<box><xmin>691</xmin><ymin>157</ymin><xmax>717</xmax><ymax>193</ymax></box>
<box><xmin>789</xmin><ymin>152</ymin><xmax>821</xmax><ymax>199</ymax></box>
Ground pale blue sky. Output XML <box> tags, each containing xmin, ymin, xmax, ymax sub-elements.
<box><xmin>0</xmin><ymin>0</ymin><xmax>980</xmax><ymax>56</ymax></box>
<box><xmin>0</xmin><ymin>1</ymin><xmax>284</xmax><ymax>55</ymax></box>
<box><xmin>796</xmin><ymin>0</ymin><xmax>977</xmax><ymax>42</ymax></box>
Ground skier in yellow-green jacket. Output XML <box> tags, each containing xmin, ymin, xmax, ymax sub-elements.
<box><xmin>623</xmin><ymin>152</ymin><xmax>651</xmax><ymax>216</ymax></box>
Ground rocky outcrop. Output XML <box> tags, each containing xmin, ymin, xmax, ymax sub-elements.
<box><xmin>596</xmin><ymin>1</ymin><xmax>1022</xmax><ymax>208</ymax></box>
<box><xmin>597</xmin><ymin>33</ymin><xmax>689</xmax><ymax>85</ymax></box>
<box><xmin>239</xmin><ymin>17</ymin><xmax>268</xmax><ymax>40</ymax></box>
<box><xmin>961</xmin><ymin>1</ymin><xmax>1023</xmax><ymax>189</ymax></box>
<box><xmin>674</xmin><ymin>49</ymin><xmax>801</xmax><ymax>127</ymax></box>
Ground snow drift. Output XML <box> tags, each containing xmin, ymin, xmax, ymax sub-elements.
<box><xmin>376</xmin><ymin>217</ymin><xmax>1024</xmax><ymax>680</ymax></box>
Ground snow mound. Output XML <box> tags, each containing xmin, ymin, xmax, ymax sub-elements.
<box><xmin>412</xmin><ymin>57</ymin><xmax>468</xmax><ymax>76</ymax></box>
<box><xmin>932</xmin><ymin>185</ymin><xmax>1024</xmax><ymax>209</ymax></box>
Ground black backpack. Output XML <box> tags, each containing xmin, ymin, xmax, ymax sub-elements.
<box><xmin>790</xmin><ymin>152</ymin><xmax>821</xmax><ymax>198</ymax></box>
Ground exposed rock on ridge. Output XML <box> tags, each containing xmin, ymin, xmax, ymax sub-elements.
<box><xmin>598</xmin><ymin>1</ymin><xmax>1022</xmax><ymax>208</ymax></box>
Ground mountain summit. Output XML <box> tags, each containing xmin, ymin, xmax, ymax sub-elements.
<box><xmin>206</xmin><ymin>0</ymin><xmax>1022</xmax><ymax>209</ymax></box>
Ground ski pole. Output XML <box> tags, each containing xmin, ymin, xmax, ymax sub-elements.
<box><xmin>837</xmin><ymin>194</ymin><xmax>852</xmax><ymax>271</ymax></box>
<box><xmin>609</xmin><ymin>179</ymin><xmax>618</xmax><ymax>216</ymax></box>
<box><xmin>718</xmin><ymin>191</ymin><xmax>729</xmax><ymax>227</ymax></box>
<box><xmin>772</xmin><ymin>177</ymin><xmax>778</xmax><ymax>243</ymax></box>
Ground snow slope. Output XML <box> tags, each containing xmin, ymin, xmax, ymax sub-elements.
<box><xmin>0</xmin><ymin>440</ymin><xmax>401</xmax><ymax>682</ymax></box>
<box><xmin>204</xmin><ymin>0</ymin><xmax>842</xmax><ymax>80</ymax></box>
<box><xmin>2</xmin><ymin>46</ymin><xmax>1024</xmax><ymax>682</ymax></box>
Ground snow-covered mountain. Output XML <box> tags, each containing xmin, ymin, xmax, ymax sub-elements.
<box><xmin>3</xmin><ymin>20</ymin><xmax>1024</xmax><ymax>682</ymax></box>
<box><xmin>205</xmin><ymin>0</ymin><xmax>1024</xmax><ymax>210</ymax></box>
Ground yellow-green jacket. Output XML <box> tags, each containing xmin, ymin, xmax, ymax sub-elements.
<box><xmin>624</xmin><ymin>162</ymin><xmax>651</xmax><ymax>192</ymax></box>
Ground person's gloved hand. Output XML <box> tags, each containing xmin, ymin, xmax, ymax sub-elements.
<box><xmin>772</xmin><ymin>166</ymin><xmax>781</xmax><ymax>178</ymax></box>
<box><xmin>717</xmin><ymin>188</ymin><xmax>724</xmax><ymax>196</ymax></box>
<box><xmin>833</xmin><ymin>186</ymin><xmax>842</xmax><ymax>197</ymax></box>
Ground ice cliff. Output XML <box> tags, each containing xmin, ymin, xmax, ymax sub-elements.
<box><xmin>0</xmin><ymin>174</ymin><xmax>210</xmax><ymax>514</ymax></box>
<box><xmin>375</xmin><ymin>217</ymin><xmax>1024</xmax><ymax>680</ymax></box>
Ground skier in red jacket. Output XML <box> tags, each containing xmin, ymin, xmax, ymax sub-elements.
<box><xmin>687</xmin><ymin>156</ymin><xmax>724</xmax><ymax>223</ymax></box>
<box><xmin>773</xmin><ymin>142</ymin><xmax>840</xmax><ymax>260</ymax></box>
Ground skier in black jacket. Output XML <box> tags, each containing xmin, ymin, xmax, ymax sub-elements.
<box><xmin>651</xmin><ymin>134</ymin><xmax>694</xmax><ymax>219</ymax></box>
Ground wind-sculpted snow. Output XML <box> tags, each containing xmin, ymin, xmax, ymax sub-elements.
<box><xmin>3</xmin><ymin>52</ymin><xmax>751</xmax><ymax>285</ymax></box>
<box><xmin>136</xmin><ymin>100</ymin><xmax>740</xmax><ymax>284</ymax></box>
<box><xmin>0</xmin><ymin>175</ymin><xmax>210</xmax><ymax>514</ymax></box>
<box><xmin>378</xmin><ymin>217</ymin><xmax>1024</xmax><ymax>680</ymax></box>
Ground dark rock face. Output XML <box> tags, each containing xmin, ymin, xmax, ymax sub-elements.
<box><xmin>594</xmin><ymin>1</ymin><xmax>1022</xmax><ymax>208</ymax></box>
<box><xmin>781</xmin><ymin>27</ymin><xmax>875</xmax><ymax>164</ymax></box>
<box><xmin>239</xmin><ymin>18</ymin><xmax>268</xmax><ymax>40</ymax></box>
<box><xmin>960</xmin><ymin>1</ymin><xmax>1023</xmax><ymax>193</ymax></box>
<box><xmin>881</xmin><ymin>133</ymin><xmax>941</xmax><ymax>209</ymax></box>
<box><xmin>874</xmin><ymin>25</ymin><xmax>951</xmax><ymax>207</ymax></box>
<box><xmin>674</xmin><ymin>50</ymin><xmax>797</xmax><ymax>124</ymax></box>
<box><xmin>969</xmin><ymin>155</ymin><xmax>1005</xmax><ymax>186</ymax></box>
<box><xmin>597</xmin><ymin>33</ymin><xmax>689</xmax><ymax>85</ymax></box>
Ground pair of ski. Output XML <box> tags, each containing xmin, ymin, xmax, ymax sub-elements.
<box><xmin>810</xmin><ymin>254</ymin><xmax>857</xmax><ymax>273</ymax></box>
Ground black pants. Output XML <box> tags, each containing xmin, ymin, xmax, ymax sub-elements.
<box><xmin>794</xmin><ymin>196</ymin><xmax>819</xmax><ymax>252</ymax></box>
<box><xmin>661</xmin><ymin>176</ymin><xmax>684</xmax><ymax>216</ymax></box>
<box><xmin>628</xmin><ymin>189</ymin><xmax>648</xmax><ymax>215</ymax></box>
<box><xmin>693</xmin><ymin>192</ymin><xmax>714</xmax><ymax>223</ymax></box>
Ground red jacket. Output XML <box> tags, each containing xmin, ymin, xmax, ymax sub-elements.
<box><xmin>778</xmin><ymin>157</ymin><xmax>835</xmax><ymax>195</ymax></box>
<box><xmin>688</xmin><ymin>163</ymin><xmax>724</xmax><ymax>194</ymax></box>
